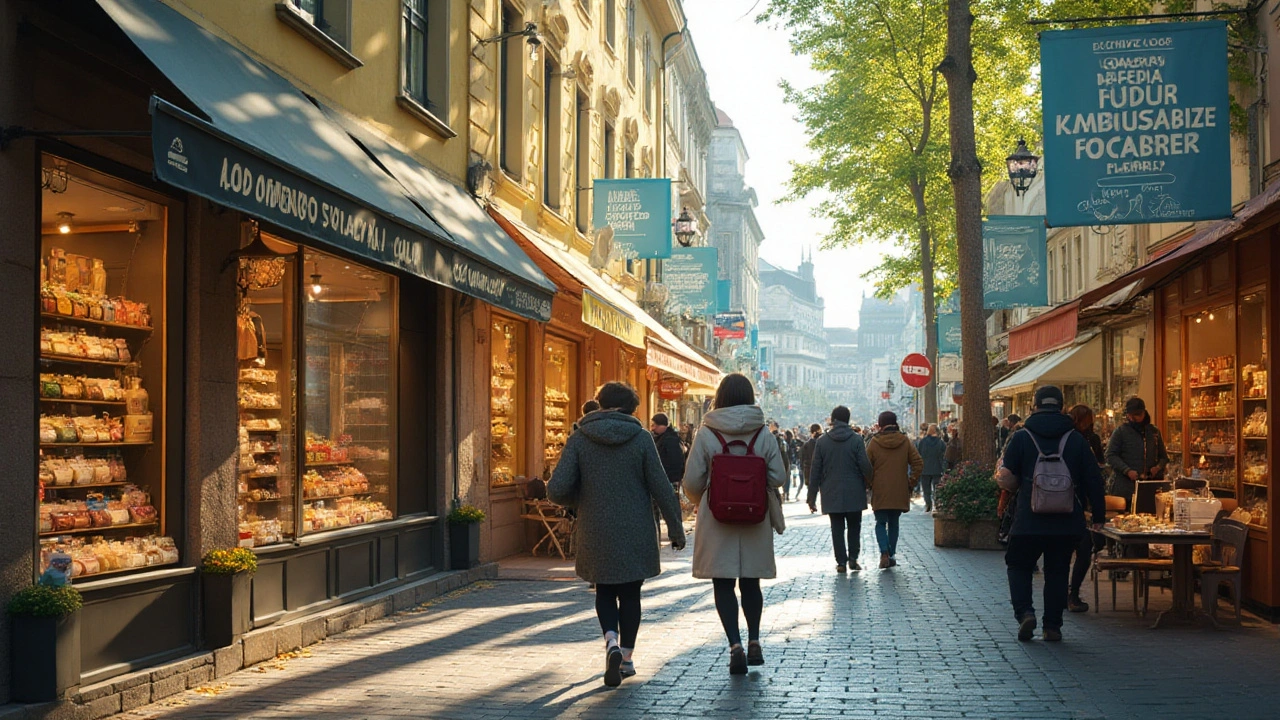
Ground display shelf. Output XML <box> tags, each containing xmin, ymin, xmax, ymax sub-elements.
<box><xmin>70</xmin><ymin>562</ymin><xmax>179</xmax><ymax>582</ymax></box>
<box><xmin>302</xmin><ymin>490</ymin><xmax>372</xmax><ymax>502</ymax></box>
<box><xmin>239</xmin><ymin>495</ymin><xmax>284</xmax><ymax>503</ymax></box>
<box><xmin>243</xmin><ymin>428</ymin><xmax>280</xmax><ymax>434</ymax></box>
<box><xmin>306</xmin><ymin>459</ymin><xmax>358</xmax><ymax>467</ymax></box>
<box><xmin>40</xmin><ymin>312</ymin><xmax>152</xmax><ymax>335</ymax></box>
<box><xmin>1191</xmin><ymin>452</ymin><xmax>1236</xmax><ymax>458</ymax></box>
<box><xmin>239</xmin><ymin>471</ymin><xmax>280</xmax><ymax>478</ymax></box>
<box><xmin>39</xmin><ymin>397</ymin><xmax>127</xmax><ymax>407</ymax></box>
<box><xmin>42</xmin><ymin>482</ymin><xmax>128</xmax><ymax>491</ymax></box>
<box><xmin>40</xmin><ymin>521</ymin><xmax>159</xmax><ymax>537</ymax></box>
<box><xmin>40</xmin><ymin>442</ymin><xmax>151</xmax><ymax>449</ymax></box>
<box><xmin>1244</xmin><ymin>481</ymin><xmax>1269</xmax><ymax>488</ymax></box>
<box><xmin>39</xmin><ymin>354</ymin><xmax>130</xmax><ymax>368</ymax></box>
<box><xmin>1189</xmin><ymin>416</ymin><xmax>1236</xmax><ymax>421</ymax></box>
<box><xmin>1244</xmin><ymin>436</ymin><xmax>1269</xmax><ymax>441</ymax></box>
<box><xmin>1244</xmin><ymin>396</ymin><xmax>1268</xmax><ymax>401</ymax></box>
<box><xmin>1188</xmin><ymin>381</ymin><xmax>1235</xmax><ymax>389</ymax></box>
<box><xmin>1168</xmin><ymin>446</ymin><xmax>1183</xmax><ymax>453</ymax></box>
<box><xmin>239</xmin><ymin>405</ymin><xmax>282</xmax><ymax>412</ymax></box>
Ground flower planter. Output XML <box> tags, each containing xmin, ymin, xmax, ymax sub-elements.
<box><xmin>967</xmin><ymin>518</ymin><xmax>1005</xmax><ymax>550</ymax></box>
<box><xmin>933</xmin><ymin>515</ymin><xmax>970</xmax><ymax>548</ymax></box>
<box><xmin>203</xmin><ymin>571</ymin><xmax>252</xmax><ymax>649</ymax></box>
<box><xmin>450</xmin><ymin>522</ymin><xmax>481</xmax><ymax>570</ymax></box>
<box><xmin>10</xmin><ymin>611</ymin><xmax>80</xmax><ymax>702</ymax></box>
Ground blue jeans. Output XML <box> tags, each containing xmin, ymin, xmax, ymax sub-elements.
<box><xmin>874</xmin><ymin>510</ymin><xmax>903</xmax><ymax>556</ymax></box>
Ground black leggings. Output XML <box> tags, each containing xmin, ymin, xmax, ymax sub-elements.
<box><xmin>712</xmin><ymin>578</ymin><xmax>763</xmax><ymax>646</ymax></box>
<box><xmin>595</xmin><ymin>580</ymin><xmax>643</xmax><ymax>648</ymax></box>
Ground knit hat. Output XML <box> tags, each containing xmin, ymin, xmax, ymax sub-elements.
<box><xmin>1124</xmin><ymin>397</ymin><xmax>1146</xmax><ymax>415</ymax></box>
<box><xmin>877</xmin><ymin>411</ymin><xmax>898</xmax><ymax>428</ymax></box>
<box><xmin>1034</xmin><ymin>385</ymin><xmax>1065</xmax><ymax>410</ymax></box>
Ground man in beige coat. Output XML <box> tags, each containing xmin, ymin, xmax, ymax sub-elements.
<box><xmin>867</xmin><ymin>411</ymin><xmax>924</xmax><ymax>569</ymax></box>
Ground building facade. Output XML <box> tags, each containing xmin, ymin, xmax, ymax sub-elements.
<box><xmin>706</xmin><ymin>109</ymin><xmax>763</xmax><ymax>334</ymax></box>
<box><xmin>757</xmin><ymin>255</ymin><xmax>827</xmax><ymax>423</ymax></box>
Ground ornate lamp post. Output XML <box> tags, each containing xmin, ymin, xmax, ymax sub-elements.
<box><xmin>1005</xmin><ymin>138</ymin><xmax>1040</xmax><ymax>196</ymax></box>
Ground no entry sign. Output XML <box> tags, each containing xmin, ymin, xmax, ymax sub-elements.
<box><xmin>900</xmin><ymin>353</ymin><xmax>933</xmax><ymax>389</ymax></box>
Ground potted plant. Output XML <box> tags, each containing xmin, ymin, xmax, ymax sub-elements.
<box><xmin>933</xmin><ymin>461</ymin><xmax>1002</xmax><ymax>549</ymax></box>
<box><xmin>8</xmin><ymin>583</ymin><xmax>83</xmax><ymax>702</ymax></box>
<box><xmin>201</xmin><ymin>547</ymin><xmax>257</xmax><ymax>649</ymax></box>
<box><xmin>448</xmin><ymin>503</ymin><xmax>485</xmax><ymax>570</ymax></box>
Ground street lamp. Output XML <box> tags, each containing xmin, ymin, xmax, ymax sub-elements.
<box><xmin>1005</xmin><ymin>138</ymin><xmax>1040</xmax><ymax>197</ymax></box>
<box><xmin>477</xmin><ymin>21</ymin><xmax>543</xmax><ymax>62</ymax></box>
<box><xmin>673</xmin><ymin>207</ymin><xmax>696</xmax><ymax>247</ymax></box>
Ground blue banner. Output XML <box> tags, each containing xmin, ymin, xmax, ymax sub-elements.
<box><xmin>983</xmin><ymin>215</ymin><xmax>1048</xmax><ymax>309</ymax></box>
<box><xmin>665</xmin><ymin>247</ymin><xmax>718</xmax><ymax>315</ymax></box>
<box><xmin>1040</xmin><ymin>21</ymin><xmax>1231</xmax><ymax>227</ymax></box>
<box><xmin>717</xmin><ymin>279</ymin><xmax>732</xmax><ymax>313</ymax></box>
<box><xmin>937</xmin><ymin>312</ymin><xmax>962</xmax><ymax>355</ymax></box>
<box><xmin>592</xmin><ymin>178</ymin><xmax>673</xmax><ymax>259</ymax></box>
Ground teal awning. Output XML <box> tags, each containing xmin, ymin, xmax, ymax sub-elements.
<box><xmin>98</xmin><ymin>0</ymin><xmax>553</xmax><ymax>320</ymax></box>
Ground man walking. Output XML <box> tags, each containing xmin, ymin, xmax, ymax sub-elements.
<box><xmin>651</xmin><ymin>413</ymin><xmax>686</xmax><ymax>538</ymax></box>
<box><xmin>997</xmin><ymin>386</ymin><xmax>1106</xmax><ymax>642</ymax></box>
<box><xmin>1105</xmin><ymin>397</ymin><xmax>1169</xmax><ymax>510</ymax></box>
<box><xmin>799</xmin><ymin>423</ymin><xmax>822</xmax><ymax>502</ymax></box>
<box><xmin>867</xmin><ymin>411</ymin><xmax>924</xmax><ymax>569</ymax></box>
<box><xmin>807</xmin><ymin>406</ymin><xmax>874</xmax><ymax>573</ymax></box>
<box><xmin>915</xmin><ymin>424</ymin><xmax>947</xmax><ymax>514</ymax></box>
<box><xmin>768</xmin><ymin>420</ymin><xmax>793</xmax><ymax>499</ymax></box>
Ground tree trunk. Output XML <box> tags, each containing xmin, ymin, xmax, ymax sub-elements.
<box><xmin>911</xmin><ymin>179</ymin><xmax>939</xmax><ymax>426</ymax></box>
<box><xmin>939</xmin><ymin>0</ymin><xmax>994</xmax><ymax>468</ymax></box>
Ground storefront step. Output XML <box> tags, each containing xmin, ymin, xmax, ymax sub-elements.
<box><xmin>0</xmin><ymin>563</ymin><xmax>497</xmax><ymax>720</ymax></box>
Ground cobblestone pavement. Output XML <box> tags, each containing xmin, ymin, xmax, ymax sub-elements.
<box><xmin>123</xmin><ymin>502</ymin><xmax>1280</xmax><ymax>719</ymax></box>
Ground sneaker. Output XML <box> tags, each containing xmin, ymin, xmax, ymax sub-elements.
<box><xmin>746</xmin><ymin>641</ymin><xmax>764</xmax><ymax>666</ymax></box>
<box><xmin>879</xmin><ymin>552</ymin><xmax>891</xmax><ymax>569</ymax></box>
<box><xmin>619</xmin><ymin>660</ymin><xmax>636</xmax><ymax>678</ymax></box>
<box><xmin>836</xmin><ymin>564</ymin><xmax>847</xmax><ymax>573</ymax></box>
<box><xmin>604</xmin><ymin>645</ymin><xmax>624</xmax><ymax>687</ymax></box>
<box><xmin>1017</xmin><ymin>614</ymin><xmax>1037</xmax><ymax>642</ymax></box>
<box><xmin>729</xmin><ymin>645</ymin><xmax>748</xmax><ymax>675</ymax></box>
<box><xmin>1043</xmin><ymin>627</ymin><xmax>1063</xmax><ymax>642</ymax></box>
<box><xmin>1068</xmin><ymin>596</ymin><xmax>1089</xmax><ymax>613</ymax></box>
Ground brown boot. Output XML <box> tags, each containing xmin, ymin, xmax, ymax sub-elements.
<box><xmin>879</xmin><ymin>552</ymin><xmax>891</xmax><ymax>569</ymax></box>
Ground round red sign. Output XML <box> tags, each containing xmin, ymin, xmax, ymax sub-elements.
<box><xmin>900</xmin><ymin>353</ymin><xmax>933</xmax><ymax>388</ymax></box>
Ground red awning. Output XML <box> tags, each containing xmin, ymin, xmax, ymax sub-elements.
<box><xmin>1007</xmin><ymin>302</ymin><xmax>1080</xmax><ymax>364</ymax></box>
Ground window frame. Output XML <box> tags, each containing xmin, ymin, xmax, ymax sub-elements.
<box><xmin>604</xmin><ymin>0</ymin><xmax>617</xmax><ymax>50</ymax></box>
<box><xmin>498</xmin><ymin>3</ymin><xmax>524</xmax><ymax>180</ymax></box>
<box><xmin>275</xmin><ymin>0</ymin><xmax>362</xmax><ymax>69</ymax></box>
<box><xmin>626</xmin><ymin>1</ymin><xmax>637</xmax><ymax>87</ymax></box>
<box><xmin>543</xmin><ymin>54</ymin><xmax>563</xmax><ymax>210</ymax></box>
<box><xmin>397</xmin><ymin>0</ymin><xmax>455</xmax><ymax>138</ymax></box>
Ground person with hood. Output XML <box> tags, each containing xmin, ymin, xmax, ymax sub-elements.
<box><xmin>807</xmin><ymin>405</ymin><xmax>874</xmax><ymax>573</ymax></box>
<box><xmin>867</xmin><ymin>411</ymin><xmax>925</xmax><ymax>568</ymax></box>
<box><xmin>945</xmin><ymin>423</ymin><xmax>963</xmax><ymax>466</ymax></box>
<box><xmin>799</xmin><ymin>423</ymin><xmax>822</xmax><ymax>499</ymax></box>
<box><xmin>683</xmin><ymin>373</ymin><xmax>787</xmax><ymax>675</ymax></box>
<box><xmin>548</xmin><ymin>382</ymin><xmax>686</xmax><ymax>687</ymax></box>
<box><xmin>1106</xmin><ymin>397</ymin><xmax>1169</xmax><ymax>509</ymax></box>
<box><xmin>996</xmin><ymin>386</ymin><xmax>1106</xmax><ymax>643</ymax></box>
<box><xmin>1066</xmin><ymin>404</ymin><xmax>1107</xmax><ymax>613</ymax></box>
<box><xmin>650</xmin><ymin>413</ymin><xmax>685</xmax><ymax>491</ymax></box>
<box><xmin>915</xmin><ymin>424</ymin><xmax>948</xmax><ymax>514</ymax></box>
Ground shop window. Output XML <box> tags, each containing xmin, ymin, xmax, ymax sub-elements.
<box><xmin>38</xmin><ymin>156</ymin><xmax>178</xmax><ymax>580</ymax></box>
<box><xmin>543</xmin><ymin>338</ymin><xmax>577</xmax><ymax>474</ymax></box>
<box><xmin>1240</xmin><ymin>289</ymin><xmax>1268</xmax><ymax>528</ymax></box>
<box><xmin>277</xmin><ymin>0</ymin><xmax>360</xmax><ymax>68</ymax></box>
<box><xmin>491</xmin><ymin>318</ymin><xmax>526</xmax><ymax>486</ymax></box>
<box><xmin>498</xmin><ymin>3</ymin><xmax>524</xmax><ymax>179</ymax></box>
<box><xmin>1110</xmin><ymin>324</ymin><xmax>1143</xmax><ymax>419</ymax></box>
<box><xmin>544</xmin><ymin>55</ymin><xmax>564</xmax><ymax>210</ymax></box>
<box><xmin>401</xmin><ymin>0</ymin><xmax>449</xmax><ymax>121</ymax></box>
<box><xmin>236</xmin><ymin>237</ymin><xmax>397</xmax><ymax>546</ymax></box>
<box><xmin>1162</xmin><ymin>313</ymin><xmax>1184</xmax><ymax>476</ymax></box>
<box><xmin>1186</xmin><ymin>303</ymin><xmax>1236</xmax><ymax>496</ymax></box>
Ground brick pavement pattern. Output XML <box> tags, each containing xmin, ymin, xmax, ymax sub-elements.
<box><xmin>121</xmin><ymin>503</ymin><xmax>1280</xmax><ymax>719</ymax></box>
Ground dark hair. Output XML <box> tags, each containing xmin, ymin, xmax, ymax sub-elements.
<box><xmin>784</xmin><ymin>430</ymin><xmax>794</xmax><ymax>440</ymax></box>
<box><xmin>831</xmin><ymin>406</ymin><xmax>851</xmax><ymax>423</ymax></box>
<box><xmin>581</xmin><ymin>400</ymin><xmax>601</xmax><ymax>415</ymax></box>
<box><xmin>651</xmin><ymin>413</ymin><xmax>670</xmax><ymax>426</ymax></box>
<box><xmin>713</xmin><ymin>373</ymin><xmax>755</xmax><ymax>409</ymax></box>
<box><xmin>1068</xmin><ymin>404</ymin><xmax>1094</xmax><ymax>433</ymax></box>
<box><xmin>596</xmin><ymin>382</ymin><xmax>640</xmax><ymax>415</ymax></box>
<box><xmin>809</xmin><ymin>423</ymin><xmax>822</xmax><ymax>433</ymax></box>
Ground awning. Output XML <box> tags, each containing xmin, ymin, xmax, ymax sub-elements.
<box><xmin>991</xmin><ymin>336</ymin><xmax>1102</xmax><ymax>397</ymax></box>
<box><xmin>100</xmin><ymin>0</ymin><xmax>553</xmax><ymax>321</ymax></box>
<box><xmin>1007</xmin><ymin>302</ymin><xmax>1079</xmax><ymax>364</ymax></box>
<box><xmin>489</xmin><ymin>209</ymin><xmax>723</xmax><ymax>388</ymax></box>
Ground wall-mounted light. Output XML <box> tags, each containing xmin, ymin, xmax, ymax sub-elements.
<box><xmin>477</xmin><ymin>21</ymin><xmax>543</xmax><ymax>62</ymax></box>
<box><xmin>310</xmin><ymin>262</ymin><xmax>324</xmax><ymax>297</ymax></box>
<box><xmin>673</xmin><ymin>207</ymin><xmax>696</xmax><ymax>247</ymax></box>
<box><xmin>55</xmin><ymin>212</ymin><xmax>74</xmax><ymax>234</ymax></box>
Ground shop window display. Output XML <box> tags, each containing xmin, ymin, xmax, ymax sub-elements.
<box><xmin>1239</xmin><ymin>289</ymin><xmax>1269</xmax><ymax>528</ymax></box>
<box><xmin>37</xmin><ymin>156</ymin><xmax>177</xmax><ymax>579</ymax></box>
<box><xmin>1185</xmin><ymin>304</ymin><xmax>1236</xmax><ymax>495</ymax></box>
<box><xmin>491</xmin><ymin>318</ymin><xmax>525</xmax><ymax>486</ymax></box>
<box><xmin>543</xmin><ymin>338</ymin><xmax>576</xmax><ymax>474</ymax></box>
<box><xmin>1164</xmin><ymin>314</ymin><xmax>1184</xmax><ymax>477</ymax></box>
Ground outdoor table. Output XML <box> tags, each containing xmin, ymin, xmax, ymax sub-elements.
<box><xmin>1095</xmin><ymin>526</ymin><xmax>1214</xmax><ymax>629</ymax></box>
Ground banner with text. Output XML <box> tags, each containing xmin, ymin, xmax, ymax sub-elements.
<box><xmin>1040</xmin><ymin>21</ymin><xmax>1230</xmax><ymax>227</ymax></box>
<box><xmin>665</xmin><ymin>247</ymin><xmax>719</xmax><ymax>315</ymax></box>
<box><xmin>715</xmin><ymin>312</ymin><xmax>747</xmax><ymax>340</ymax></box>
<box><xmin>983</xmin><ymin>215</ymin><xmax>1048</xmax><ymax>309</ymax></box>
<box><xmin>591</xmin><ymin>178</ymin><xmax>673</xmax><ymax>259</ymax></box>
<box><xmin>937</xmin><ymin>311</ymin><xmax>962</xmax><ymax>355</ymax></box>
<box><xmin>717</xmin><ymin>279</ymin><xmax>732</xmax><ymax>313</ymax></box>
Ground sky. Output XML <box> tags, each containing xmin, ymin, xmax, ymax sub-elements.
<box><xmin>683</xmin><ymin>0</ymin><xmax>898</xmax><ymax>330</ymax></box>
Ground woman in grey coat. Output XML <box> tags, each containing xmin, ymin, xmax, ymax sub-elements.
<box><xmin>548</xmin><ymin>382</ymin><xmax>686</xmax><ymax>687</ymax></box>
<box><xmin>916</xmin><ymin>424</ymin><xmax>948</xmax><ymax>513</ymax></box>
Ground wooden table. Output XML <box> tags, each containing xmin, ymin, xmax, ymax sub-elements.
<box><xmin>1095</xmin><ymin>526</ymin><xmax>1214</xmax><ymax>629</ymax></box>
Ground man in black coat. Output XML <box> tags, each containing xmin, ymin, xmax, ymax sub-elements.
<box><xmin>649</xmin><ymin>413</ymin><xmax>685</xmax><ymax>490</ymax></box>
<box><xmin>997</xmin><ymin>386</ymin><xmax>1106</xmax><ymax>643</ymax></box>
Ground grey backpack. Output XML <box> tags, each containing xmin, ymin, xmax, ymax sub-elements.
<box><xmin>1027</xmin><ymin>431</ymin><xmax>1075</xmax><ymax>515</ymax></box>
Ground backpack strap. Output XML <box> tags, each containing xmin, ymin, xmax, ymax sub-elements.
<box><xmin>744</xmin><ymin>427</ymin><xmax>764</xmax><ymax>456</ymax></box>
<box><xmin>709</xmin><ymin>429</ymin><xmax>733</xmax><ymax>453</ymax></box>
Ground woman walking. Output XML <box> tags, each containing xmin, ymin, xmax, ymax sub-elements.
<box><xmin>1067</xmin><ymin>404</ymin><xmax>1107</xmax><ymax>612</ymax></box>
<box><xmin>548</xmin><ymin>382</ymin><xmax>686</xmax><ymax>687</ymax></box>
<box><xmin>684</xmin><ymin>373</ymin><xmax>787</xmax><ymax>675</ymax></box>
<box><xmin>867</xmin><ymin>411</ymin><xmax>924</xmax><ymax>568</ymax></box>
<box><xmin>915</xmin><ymin>424</ymin><xmax>947</xmax><ymax>514</ymax></box>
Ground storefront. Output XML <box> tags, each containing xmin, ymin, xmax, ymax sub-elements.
<box><xmin>4</xmin><ymin>0</ymin><xmax>555</xmax><ymax>694</ymax></box>
<box><xmin>990</xmin><ymin>336</ymin><xmax>1104</xmax><ymax>418</ymax></box>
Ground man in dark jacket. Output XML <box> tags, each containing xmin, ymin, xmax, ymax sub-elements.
<box><xmin>1105</xmin><ymin>397</ymin><xmax>1169</xmax><ymax>508</ymax></box>
<box><xmin>807</xmin><ymin>406</ymin><xmax>874</xmax><ymax>573</ymax></box>
<box><xmin>915</xmin><ymin>424</ymin><xmax>947</xmax><ymax>513</ymax></box>
<box><xmin>799</xmin><ymin>423</ymin><xmax>822</xmax><ymax>497</ymax></box>
<box><xmin>649</xmin><ymin>413</ymin><xmax>685</xmax><ymax>490</ymax></box>
<box><xmin>997</xmin><ymin>386</ymin><xmax>1106</xmax><ymax>643</ymax></box>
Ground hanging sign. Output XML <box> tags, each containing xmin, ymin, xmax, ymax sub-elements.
<box><xmin>591</xmin><ymin>178</ymin><xmax>673</xmax><ymax>259</ymax></box>
<box><xmin>937</xmin><ymin>312</ymin><xmax>962</xmax><ymax>355</ymax></box>
<box><xmin>581</xmin><ymin>290</ymin><xmax>645</xmax><ymax>347</ymax></box>
<box><xmin>717</xmin><ymin>279</ymin><xmax>732</xmax><ymax>313</ymax></box>
<box><xmin>983</xmin><ymin>215</ymin><xmax>1047</xmax><ymax>309</ymax></box>
<box><xmin>714</xmin><ymin>312</ymin><xmax>747</xmax><ymax>340</ymax></box>
<box><xmin>657</xmin><ymin>380</ymin><xmax>686</xmax><ymax>400</ymax></box>
<box><xmin>665</xmin><ymin>247</ymin><xmax>718</xmax><ymax>314</ymax></box>
<box><xmin>1040</xmin><ymin>21</ymin><xmax>1231</xmax><ymax>227</ymax></box>
<box><xmin>900</xmin><ymin>353</ymin><xmax>933</xmax><ymax>389</ymax></box>
<box><xmin>938</xmin><ymin>355</ymin><xmax>963</xmax><ymax>383</ymax></box>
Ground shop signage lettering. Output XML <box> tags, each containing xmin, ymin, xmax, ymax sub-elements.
<box><xmin>1040</xmin><ymin>21</ymin><xmax>1230</xmax><ymax>226</ymax></box>
<box><xmin>151</xmin><ymin>101</ymin><xmax>552</xmax><ymax>321</ymax></box>
<box><xmin>647</xmin><ymin>343</ymin><xmax>721</xmax><ymax>389</ymax></box>
<box><xmin>937</xmin><ymin>312</ymin><xmax>962</xmax><ymax>355</ymax></box>
<box><xmin>983</xmin><ymin>215</ymin><xmax>1048</xmax><ymax>309</ymax></box>
<box><xmin>591</xmin><ymin>178</ymin><xmax>673</xmax><ymax>259</ymax></box>
<box><xmin>582</xmin><ymin>290</ymin><xmax>645</xmax><ymax>347</ymax></box>
<box><xmin>665</xmin><ymin>247</ymin><xmax>719</xmax><ymax>315</ymax></box>
<box><xmin>657</xmin><ymin>380</ymin><xmax>686</xmax><ymax>400</ymax></box>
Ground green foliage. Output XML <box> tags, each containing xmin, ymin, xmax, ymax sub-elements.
<box><xmin>934</xmin><ymin>460</ymin><xmax>1000</xmax><ymax>525</ymax></box>
<box><xmin>7</xmin><ymin>585</ymin><xmax>83</xmax><ymax>618</ymax></box>
<box><xmin>201</xmin><ymin>547</ymin><xmax>259</xmax><ymax>575</ymax></box>
<box><xmin>448</xmin><ymin>504</ymin><xmax>486</xmax><ymax>524</ymax></box>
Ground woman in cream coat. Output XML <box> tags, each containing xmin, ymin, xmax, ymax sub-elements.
<box><xmin>683</xmin><ymin>373</ymin><xmax>787</xmax><ymax>675</ymax></box>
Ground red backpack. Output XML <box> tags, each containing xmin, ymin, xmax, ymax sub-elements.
<box><xmin>707</xmin><ymin>428</ymin><xmax>769</xmax><ymax>524</ymax></box>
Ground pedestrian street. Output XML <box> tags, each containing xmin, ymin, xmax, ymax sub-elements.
<box><xmin>119</xmin><ymin>502</ymin><xmax>1280</xmax><ymax>720</ymax></box>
